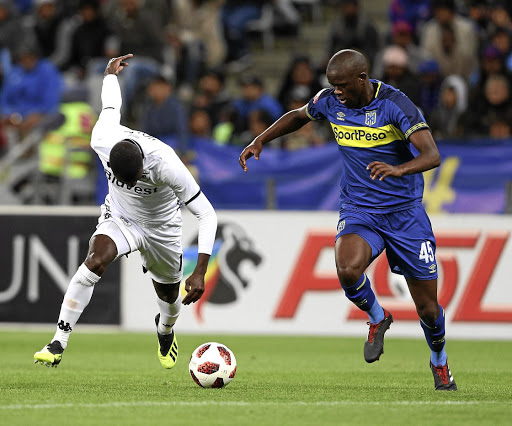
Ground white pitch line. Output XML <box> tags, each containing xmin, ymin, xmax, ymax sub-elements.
<box><xmin>0</xmin><ymin>401</ymin><xmax>510</xmax><ymax>410</ymax></box>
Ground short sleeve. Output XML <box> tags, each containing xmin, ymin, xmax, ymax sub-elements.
<box><xmin>388</xmin><ymin>92</ymin><xmax>430</xmax><ymax>139</ymax></box>
<box><xmin>305</xmin><ymin>88</ymin><xmax>332</xmax><ymax>121</ymax></box>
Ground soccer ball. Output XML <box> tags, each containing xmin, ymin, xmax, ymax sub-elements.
<box><xmin>189</xmin><ymin>342</ymin><xmax>237</xmax><ymax>388</ymax></box>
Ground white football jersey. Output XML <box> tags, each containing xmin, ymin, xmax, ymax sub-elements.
<box><xmin>91</xmin><ymin>75</ymin><xmax>200</xmax><ymax>228</ymax></box>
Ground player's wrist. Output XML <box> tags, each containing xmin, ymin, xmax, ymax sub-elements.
<box><xmin>194</xmin><ymin>253</ymin><xmax>210</xmax><ymax>275</ymax></box>
<box><xmin>253</xmin><ymin>137</ymin><xmax>266</xmax><ymax>147</ymax></box>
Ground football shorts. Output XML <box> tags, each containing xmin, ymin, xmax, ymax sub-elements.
<box><xmin>93</xmin><ymin>201</ymin><xmax>183</xmax><ymax>284</ymax></box>
<box><xmin>336</xmin><ymin>203</ymin><xmax>438</xmax><ymax>280</ymax></box>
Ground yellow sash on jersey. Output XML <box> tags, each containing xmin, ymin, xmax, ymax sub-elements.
<box><xmin>330</xmin><ymin>123</ymin><xmax>406</xmax><ymax>148</ymax></box>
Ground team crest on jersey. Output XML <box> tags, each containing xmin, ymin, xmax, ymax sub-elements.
<box><xmin>337</xmin><ymin>220</ymin><xmax>345</xmax><ymax>233</ymax></box>
<box><xmin>337</xmin><ymin>111</ymin><xmax>345</xmax><ymax>121</ymax></box>
<box><xmin>365</xmin><ymin>110</ymin><xmax>377</xmax><ymax>126</ymax></box>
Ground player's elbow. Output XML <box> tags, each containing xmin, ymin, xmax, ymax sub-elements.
<box><xmin>206</xmin><ymin>207</ymin><xmax>217</xmax><ymax>228</ymax></box>
<box><xmin>197</xmin><ymin>204</ymin><xmax>217</xmax><ymax>227</ymax></box>
<box><xmin>294</xmin><ymin>106</ymin><xmax>311</xmax><ymax>124</ymax></box>
<box><xmin>431</xmin><ymin>151</ymin><xmax>441</xmax><ymax>168</ymax></box>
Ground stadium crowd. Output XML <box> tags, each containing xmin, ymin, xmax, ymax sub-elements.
<box><xmin>0</xmin><ymin>0</ymin><xmax>511</xmax><ymax>204</ymax></box>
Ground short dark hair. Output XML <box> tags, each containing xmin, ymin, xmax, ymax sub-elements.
<box><xmin>78</xmin><ymin>0</ymin><xmax>99</xmax><ymax>10</ymax></box>
<box><xmin>431</xmin><ymin>0</ymin><xmax>455</xmax><ymax>12</ymax></box>
<box><xmin>109</xmin><ymin>140</ymin><xmax>143</xmax><ymax>183</ymax></box>
<box><xmin>150</xmin><ymin>74</ymin><xmax>173</xmax><ymax>86</ymax></box>
<box><xmin>238</xmin><ymin>74</ymin><xmax>263</xmax><ymax>87</ymax></box>
<box><xmin>201</xmin><ymin>68</ymin><xmax>226</xmax><ymax>84</ymax></box>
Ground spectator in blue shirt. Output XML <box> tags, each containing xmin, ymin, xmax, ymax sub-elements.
<box><xmin>1</xmin><ymin>42</ymin><xmax>63</xmax><ymax>143</ymax></box>
<box><xmin>232</xmin><ymin>74</ymin><xmax>282</xmax><ymax>135</ymax></box>
<box><xmin>389</xmin><ymin>0</ymin><xmax>432</xmax><ymax>38</ymax></box>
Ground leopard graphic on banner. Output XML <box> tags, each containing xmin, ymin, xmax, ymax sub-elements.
<box><xmin>183</xmin><ymin>222</ymin><xmax>263</xmax><ymax>321</ymax></box>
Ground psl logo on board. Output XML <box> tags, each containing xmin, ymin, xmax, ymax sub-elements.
<box><xmin>274</xmin><ymin>230</ymin><xmax>512</xmax><ymax>323</ymax></box>
<box><xmin>182</xmin><ymin>222</ymin><xmax>262</xmax><ymax>322</ymax></box>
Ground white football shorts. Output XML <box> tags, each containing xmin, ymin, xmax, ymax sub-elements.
<box><xmin>92</xmin><ymin>202</ymin><xmax>183</xmax><ymax>284</ymax></box>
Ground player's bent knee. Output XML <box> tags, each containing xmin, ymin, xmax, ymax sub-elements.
<box><xmin>153</xmin><ymin>281</ymin><xmax>180</xmax><ymax>303</ymax></box>
<box><xmin>84</xmin><ymin>256</ymin><xmax>111</xmax><ymax>277</ymax></box>
<box><xmin>417</xmin><ymin>303</ymin><xmax>439</xmax><ymax>324</ymax></box>
<box><xmin>336</xmin><ymin>265</ymin><xmax>362</xmax><ymax>287</ymax></box>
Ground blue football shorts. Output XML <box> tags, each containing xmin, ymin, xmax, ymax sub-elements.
<box><xmin>335</xmin><ymin>204</ymin><xmax>438</xmax><ymax>280</ymax></box>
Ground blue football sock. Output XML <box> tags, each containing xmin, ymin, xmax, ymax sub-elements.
<box><xmin>341</xmin><ymin>273</ymin><xmax>384</xmax><ymax>323</ymax></box>
<box><xmin>420</xmin><ymin>304</ymin><xmax>448</xmax><ymax>367</ymax></box>
<box><xmin>431</xmin><ymin>348</ymin><xmax>447</xmax><ymax>367</ymax></box>
<box><xmin>368</xmin><ymin>299</ymin><xmax>385</xmax><ymax>324</ymax></box>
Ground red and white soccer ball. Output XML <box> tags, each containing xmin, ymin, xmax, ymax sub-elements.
<box><xmin>189</xmin><ymin>342</ymin><xmax>237</xmax><ymax>388</ymax></box>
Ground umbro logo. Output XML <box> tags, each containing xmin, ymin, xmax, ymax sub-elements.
<box><xmin>57</xmin><ymin>320</ymin><xmax>72</xmax><ymax>332</ymax></box>
<box><xmin>337</xmin><ymin>111</ymin><xmax>345</xmax><ymax>121</ymax></box>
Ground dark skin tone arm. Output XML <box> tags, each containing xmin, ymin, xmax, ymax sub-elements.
<box><xmin>367</xmin><ymin>129</ymin><xmax>441</xmax><ymax>180</ymax></box>
<box><xmin>239</xmin><ymin>106</ymin><xmax>311</xmax><ymax>171</ymax></box>
<box><xmin>182</xmin><ymin>253</ymin><xmax>211</xmax><ymax>305</ymax></box>
<box><xmin>240</xmin><ymin>109</ymin><xmax>441</xmax><ymax>179</ymax></box>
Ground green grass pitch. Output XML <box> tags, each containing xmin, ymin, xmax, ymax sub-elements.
<box><xmin>1</xmin><ymin>331</ymin><xmax>511</xmax><ymax>425</ymax></box>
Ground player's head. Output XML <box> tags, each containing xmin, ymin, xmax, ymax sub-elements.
<box><xmin>109</xmin><ymin>139</ymin><xmax>144</xmax><ymax>186</ymax></box>
<box><xmin>326</xmin><ymin>49</ymin><xmax>372</xmax><ymax>109</ymax></box>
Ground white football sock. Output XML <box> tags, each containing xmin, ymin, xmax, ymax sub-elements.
<box><xmin>157</xmin><ymin>294</ymin><xmax>182</xmax><ymax>335</ymax></box>
<box><xmin>52</xmin><ymin>264</ymin><xmax>100</xmax><ymax>349</ymax></box>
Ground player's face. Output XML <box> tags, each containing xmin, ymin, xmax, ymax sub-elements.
<box><xmin>327</xmin><ymin>69</ymin><xmax>365</xmax><ymax>109</ymax></box>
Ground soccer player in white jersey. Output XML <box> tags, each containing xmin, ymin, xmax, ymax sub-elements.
<box><xmin>34</xmin><ymin>54</ymin><xmax>217</xmax><ymax>369</ymax></box>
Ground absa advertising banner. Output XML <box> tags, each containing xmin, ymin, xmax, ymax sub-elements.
<box><xmin>0</xmin><ymin>207</ymin><xmax>121</xmax><ymax>325</ymax></box>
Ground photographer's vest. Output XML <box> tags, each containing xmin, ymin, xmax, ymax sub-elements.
<box><xmin>39</xmin><ymin>102</ymin><xmax>96</xmax><ymax>179</ymax></box>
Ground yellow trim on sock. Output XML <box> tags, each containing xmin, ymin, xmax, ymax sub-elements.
<box><xmin>356</xmin><ymin>274</ymin><xmax>367</xmax><ymax>291</ymax></box>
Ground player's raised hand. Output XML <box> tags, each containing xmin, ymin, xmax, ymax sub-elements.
<box><xmin>239</xmin><ymin>139</ymin><xmax>263</xmax><ymax>172</ymax></box>
<box><xmin>104</xmin><ymin>54</ymin><xmax>133</xmax><ymax>76</ymax></box>
<box><xmin>367</xmin><ymin>161</ymin><xmax>404</xmax><ymax>181</ymax></box>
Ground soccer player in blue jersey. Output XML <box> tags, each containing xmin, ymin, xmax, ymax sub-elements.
<box><xmin>239</xmin><ymin>49</ymin><xmax>457</xmax><ymax>391</ymax></box>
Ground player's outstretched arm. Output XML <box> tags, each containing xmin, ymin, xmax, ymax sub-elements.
<box><xmin>93</xmin><ymin>54</ymin><xmax>134</xmax><ymax>131</ymax></box>
<box><xmin>239</xmin><ymin>106</ymin><xmax>311</xmax><ymax>172</ymax></box>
